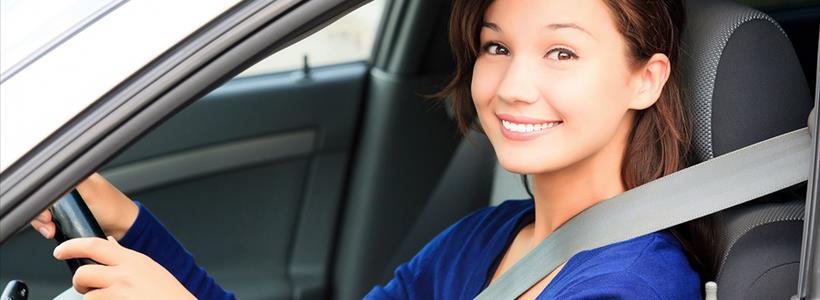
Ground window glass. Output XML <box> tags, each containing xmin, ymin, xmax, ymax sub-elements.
<box><xmin>237</xmin><ymin>0</ymin><xmax>387</xmax><ymax>77</ymax></box>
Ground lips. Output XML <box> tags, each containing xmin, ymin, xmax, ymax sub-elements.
<box><xmin>497</xmin><ymin>114</ymin><xmax>562</xmax><ymax>141</ymax></box>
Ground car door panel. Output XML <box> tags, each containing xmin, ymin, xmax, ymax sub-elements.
<box><xmin>0</xmin><ymin>61</ymin><xmax>367</xmax><ymax>300</ymax></box>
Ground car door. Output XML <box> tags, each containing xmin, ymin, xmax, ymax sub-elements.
<box><xmin>0</xmin><ymin>1</ymin><xmax>386</xmax><ymax>299</ymax></box>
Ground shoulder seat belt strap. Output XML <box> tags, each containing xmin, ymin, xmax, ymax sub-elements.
<box><xmin>475</xmin><ymin>118</ymin><xmax>815</xmax><ymax>299</ymax></box>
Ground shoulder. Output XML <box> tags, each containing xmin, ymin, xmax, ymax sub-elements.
<box><xmin>419</xmin><ymin>199</ymin><xmax>532</xmax><ymax>254</ymax></box>
<box><xmin>402</xmin><ymin>199</ymin><xmax>532</xmax><ymax>280</ymax></box>
<box><xmin>548</xmin><ymin>231</ymin><xmax>701</xmax><ymax>299</ymax></box>
<box><xmin>369</xmin><ymin>200</ymin><xmax>532</xmax><ymax>298</ymax></box>
<box><xmin>447</xmin><ymin>199</ymin><xmax>533</xmax><ymax>235</ymax></box>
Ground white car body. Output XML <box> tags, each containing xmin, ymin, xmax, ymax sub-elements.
<box><xmin>0</xmin><ymin>0</ymin><xmax>238</xmax><ymax>172</ymax></box>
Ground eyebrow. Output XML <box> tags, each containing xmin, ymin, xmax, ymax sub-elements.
<box><xmin>545</xmin><ymin>23</ymin><xmax>593</xmax><ymax>37</ymax></box>
<box><xmin>481</xmin><ymin>21</ymin><xmax>594</xmax><ymax>38</ymax></box>
<box><xmin>482</xmin><ymin>22</ymin><xmax>501</xmax><ymax>32</ymax></box>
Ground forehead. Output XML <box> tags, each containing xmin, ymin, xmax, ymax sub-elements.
<box><xmin>483</xmin><ymin>0</ymin><xmax>617</xmax><ymax>37</ymax></box>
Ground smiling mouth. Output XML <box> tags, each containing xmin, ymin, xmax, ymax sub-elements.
<box><xmin>501</xmin><ymin>119</ymin><xmax>563</xmax><ymax>133</ymax></box>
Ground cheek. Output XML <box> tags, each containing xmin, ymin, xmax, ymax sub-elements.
<box><xmin>534</xmin><ymin>65</ymin><xmax>632</xmax><ymax>167</ymax></box>
<box><xmin>548</xmin><ymin>65</ymin><xmax>632</xmax><ymax>131</ymax></box>
<box><xmin>470</xmin><ymin>59</ymin><xmax>504</xmax><ymax>109</ymax></box>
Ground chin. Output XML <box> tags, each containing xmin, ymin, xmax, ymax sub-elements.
<box><xmin>495</xmin><ymin>149</ymin><xmax>565</xmax><ymax>175</ymax></box>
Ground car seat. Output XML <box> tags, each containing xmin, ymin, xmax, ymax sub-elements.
<box><xmin>681</xmin><ymin>0</ymin><xmax>812</xmax><ymax>299</ymax></box>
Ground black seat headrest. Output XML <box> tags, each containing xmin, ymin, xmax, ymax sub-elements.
<box><xmin>682</xmin><ymin>0</ymin><xmax>812</xmax><ymax>163</ymax></box>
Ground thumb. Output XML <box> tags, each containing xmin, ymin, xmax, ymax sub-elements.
<box><xmin>53</xmin><ymin>236</ymin><xmax>126</xmax><ymax>266</ymax></box>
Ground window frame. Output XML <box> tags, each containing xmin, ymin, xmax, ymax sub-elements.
<box><xmin>0</xmin><ymin>0</ymin><xmax>373</xmax><ymax>243</ymax></box>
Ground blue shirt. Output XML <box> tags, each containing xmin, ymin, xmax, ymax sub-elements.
<box><xmin>366</xmin><ymin>199</ymin><xmax>701</xmax><ymax>299</ymax></box>
<box><xmin>121</xmin><ymin>200</ymin><xmax>700</xmax><ymax>299</ymax></box>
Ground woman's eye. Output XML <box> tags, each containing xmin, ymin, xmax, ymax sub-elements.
<box><xmin>545</xmin><ymin>48</ymin><xmax>577</xmax><ymax>61</ymax></box>
<box><xmin>483</xmin><ymin>43</ymin><xmax>510</xmax><ymax>56</ymax></box>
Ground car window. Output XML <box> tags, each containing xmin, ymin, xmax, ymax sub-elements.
<box><xmin>237</xmin><ymin>0</ymin><xmax>386</xmax><ymax>77</ymax></box>
<box><xmin>90</xmin><ymin>2</ymin><xmax>389</xmax><ymax>299</ymax></box>
<box><xmin>0</xmin><ymin>1</ymin><xmax>389</xmax><ymax>299</ymax></box>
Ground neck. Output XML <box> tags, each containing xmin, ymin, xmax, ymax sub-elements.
<box><xmin>528</xmin><ymin>112</ymin><xmax>634</xmax><ymax>243</ymax></box>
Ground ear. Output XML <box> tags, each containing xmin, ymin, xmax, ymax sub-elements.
<box><xmin>628</xmin><ymin>53</ymin><xmax>671</xmax><ymax>110</ymax></box>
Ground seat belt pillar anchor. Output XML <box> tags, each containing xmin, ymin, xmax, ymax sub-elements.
<box><xmin>704</xmin><ymin>281</ymin><xmax>717</xmax><ymax>300</ymax></box>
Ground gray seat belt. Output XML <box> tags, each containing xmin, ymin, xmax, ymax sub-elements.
<box><xmin>475</xmin><ymin>109</ymin><xmax>816</xmax><ymax>299</ymax></box>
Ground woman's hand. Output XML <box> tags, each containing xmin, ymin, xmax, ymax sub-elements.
<box><xmin>29</xmin><ymin>173</ymin><xmax>139</xmax><ymax>240</ymax></box>
<box><xmin>53</xmin><ymin>236</ymin><xmax>195</xmax><ymax>300</ymax></box>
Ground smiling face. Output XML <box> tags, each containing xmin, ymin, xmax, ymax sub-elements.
<box><xmin>472</xmin><ymin>0</ymin><xmax>651</xmax><ymax>175</ymax></box>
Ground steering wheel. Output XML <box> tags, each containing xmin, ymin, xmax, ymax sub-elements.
<box><xmin>2</xmin><ymin>191</ymin><xmax>104</xmax><ymax>300</ymax></box>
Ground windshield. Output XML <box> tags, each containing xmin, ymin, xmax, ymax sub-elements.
<box><xmin>0</xmin><ymin>0</ymin><xmax>119</xmax><ymax>79</ymax></box>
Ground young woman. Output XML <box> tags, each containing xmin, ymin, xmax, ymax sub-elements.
<box><xmin>31</xmin><ymin>0</ymin><xmax>717</xmax><ymax>299</ymax></box>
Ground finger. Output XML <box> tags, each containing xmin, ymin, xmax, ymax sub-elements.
<box><xmin>73</xmin><ymin>264</ymin><xmax>115</xmax><ymax>294</ymax></box>
<box><xmin>31</xmin><ymin>221</ymin><xmax>55</xmax><ymax>239</ymax></box>
<box><xmin>53</xmin><ymin>237</ymin><xmax>125</xmax><ymax>266</ymax></box>
<box><xmin>104</xmin><ymin>236</ymin><xmax>130</xmax><ymax>252</ymax></box>
<box><xmin>35</xmin><ymin>210</ymin><xmax>52</xmax><ymax>223</ymax></box>
<box><xmin>30</xmin><ymin>218</ymin><xmax>46</xmax><ymax>229</ymax></box>
<box><xmin>30</xmin><ymin>209</ymin><xmax>54</xmax><ymax>234</ymax></box>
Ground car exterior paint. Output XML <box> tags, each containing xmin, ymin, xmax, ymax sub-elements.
<box><xmin>0</xmin><ymin>0</ymin><xmax>239</xmax><ymax>172</ymax></box>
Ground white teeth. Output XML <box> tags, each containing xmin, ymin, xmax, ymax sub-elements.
<box><xmin>502</xmin><ymin>119</ymin><xmax>560</xmax><ymax>133</ymax></box>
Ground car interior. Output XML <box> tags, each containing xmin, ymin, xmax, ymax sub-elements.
<box><xmin>0</xmin><ymin>0</ymin><xmax>818</xmax><ymax>299</ymax></box>
<box><xmin>681</xmin><ymin>1</ymin><xmax>813</xmax><ymax>299</ymax></box>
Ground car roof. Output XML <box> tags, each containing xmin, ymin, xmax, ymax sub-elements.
<box><xmin>0</xmin><ymin>0</ymin><xmax>238</xmax><ymax>172</ymax></box>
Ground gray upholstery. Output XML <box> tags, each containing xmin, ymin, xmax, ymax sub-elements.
<box><xmin>716</xmin><ymin>190</ymin><xmax>805</xmax><ymax>299</ymax></box>
<box><xmin>682</xmin><ymin>0</ymin><xmax>811</xmax><ymax>161</ymax></box>
<box><xmin>682</xmin><ymin>1</ymin><xmax>812</xmax><ymax>299</ymax></box>
<box><xmin>380</xmin><ymin>130</ymin><xmax>496</xmax><ymax>282</ymax></box>
<box><xmin>718</xmin><ymin>193</ymin><xmax>805</xmax><ymax>270</ymax></box>
<box><xmin>490</xmin><ymin>166</ymin><xmax>529</xmax><ymax>206</ymax></box>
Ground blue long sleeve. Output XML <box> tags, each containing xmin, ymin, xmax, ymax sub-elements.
<box><xmin>118</xmin><ymin>202</ymin><xmax>235</xmax><ymax>300</ymax></box>
<box><xmin>366</xmin><ymin>199</ymin><xmax>700</xmax><ymax>299</ymax></box>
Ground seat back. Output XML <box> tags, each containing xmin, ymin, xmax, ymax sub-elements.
<box><xmin>681</xmin><ymin>0</ymin><xmax>812</xmax><ymax>299</ymax></box>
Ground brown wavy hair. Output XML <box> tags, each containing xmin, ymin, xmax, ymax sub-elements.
<box><xmin>436</xmin><ymin>0</ymin><xmax>720</xmax><ymax>285</ymax></box>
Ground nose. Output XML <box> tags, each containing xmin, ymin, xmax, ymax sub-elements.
<box><xmin>496</xmin><ymin>58</ymin><xmax>540</xmax><ymax>105</ymax></box>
